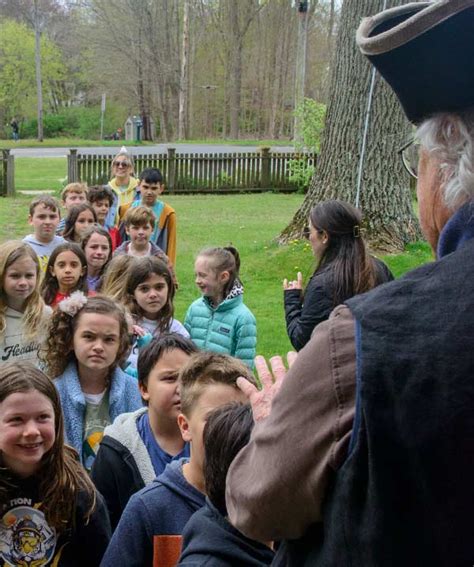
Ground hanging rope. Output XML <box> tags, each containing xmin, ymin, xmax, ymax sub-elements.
<box><xmin>355</xmin><ymin>0</ymin><xmax>388</xmax><ymax>209</ymax></box>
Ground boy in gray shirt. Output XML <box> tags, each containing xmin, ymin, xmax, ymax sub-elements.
<box><xmin>23</xmin><ymin>195</ymin><xmax>66</xmax><ymax>272</ymax></box>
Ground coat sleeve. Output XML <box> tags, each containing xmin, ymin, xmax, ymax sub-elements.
<box><xmin>164</xmin><ymin>209</ymin><xmax>177</xmax><ymax>267</ymax></box>
<box><xmin>226</xmin><ymin>305</ymin><xmax>356</xmax><ymax>542</ymax></box>
<box><xmin>91</xmin><ymin>440</ymin><xmax>141</xmax><ymax>530</ymax></box>
<box><xmin>63</xmin><ymin>490</ymin><xmax>111</xmax><ymax>566</ymax></box>
<box><xmin>233</xmin><ymin>310</ymin><xmax>257</xmax><ymax>368</ymax></box>
<box><xmin>100</xmin><ymin>492</ymin><xmax>154</xmax><ymax>567</ymax></box>
<box><xmin>284</xmin><ymin>274</ymin><xmax>334</xmax><ymax>351</ymax></box>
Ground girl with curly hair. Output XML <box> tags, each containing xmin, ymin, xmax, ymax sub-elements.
<box><xmin>0</xmin><ymin>362</ymin><xmax>111</xmax><ymax>564</ymax></box>
<box><xmin>0</xmin><ymin>241</ymin><xmax>51</xmax><ymax>366</ymax></box>
<box><xmin>41</xmin><ymin>295</ymin><xmax>142</xmax><ymax>471</ymax></box>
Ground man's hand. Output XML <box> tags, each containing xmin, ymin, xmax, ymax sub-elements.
<box><xmin>283</xmin><ymin>271</ymin><xmax>303</xmax><ymax>291</ymax></box>
<box><xmin>237</xmin><ymin>353</ymin><xmax>297</xmax><ymax>421</ymax></box>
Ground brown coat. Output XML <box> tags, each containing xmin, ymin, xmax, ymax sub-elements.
<box><xmin>225</xmin><ymin>305</ymin><xmax>356</xmax><ymax>542</ymax></box>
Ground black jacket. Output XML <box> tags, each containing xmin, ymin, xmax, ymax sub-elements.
<box><xmin>0</xmin><ymin>474</ymin><xmax>110</xmax><ymax>566</ymax></box>
<box><xmin>284</xmin><ymin>257</ymin><xmax>393</xmax><ymax>351</ymax></box>
<box><xmin>178</xmin><ymin>500</ymin><xmax>274</xmax><ymax>566</ymax></box>
<box><xmin>91</xmin><ymin>408</ymin><xmax>156</xmax><ymax>529</ymax></box>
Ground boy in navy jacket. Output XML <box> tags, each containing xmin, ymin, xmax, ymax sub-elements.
<box><xmin>101</xmin><ymin>352</ymin><xmax>255</xmax><ymax>567</ymax></box>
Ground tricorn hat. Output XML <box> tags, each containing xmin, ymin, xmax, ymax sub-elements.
<box><xmin>357</xmin><ymin>0</ymin><xmax>474</xmax><ymax>124</ymax></box>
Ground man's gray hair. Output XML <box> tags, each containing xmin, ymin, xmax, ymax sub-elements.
<box><xmin>417</xmin><ymin>109</ymin><xmax>474</xmax><ymax>209</ymax></box>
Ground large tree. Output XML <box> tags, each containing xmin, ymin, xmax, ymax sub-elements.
<box><xmin>280</xmin><ymin>0</ymin><xmax>420</xmax><ymax>251</ymax></box>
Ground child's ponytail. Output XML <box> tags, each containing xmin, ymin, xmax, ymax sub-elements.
<box><xmin>199</xmin><ymin>246</ymin><xmax>242</xmax><ymax>298</ymax></box>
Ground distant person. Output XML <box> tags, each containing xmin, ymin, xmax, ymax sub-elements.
<box><xmin>113</xmin><ymin>206</ymin><xmax>176</xmax><ymax>286</ymax></box>
<box><xmin>122</xmin><ymin>257</ymin><xmax>187</xmax><ymax>377</ymax></box>
<box><xmin>0</xmin><ymin>241</ymin><xmax>51</xmax><ymax>366</ymax></box>
<box><xmin>10</xmin><ymin>117</ymin><xmax>19</xmax><ymax>141</ymax></box>
<box><xmin>284</xmin><ymin>200</ymin><xmax>393</xmax><ymax>351</ymax></box>
<box><xmin>23</xmin><ymin>195</ymin><xmax>66</xmax><ymax>272</ymax></box>
<box><xmin>41</xmin><ymin>242</ymin><xmax>88</xmax><ymax>308</ymax></box>
<box><xmin>56</xmin><ymin>182</ymin><xmax>89</xmax><ymax>235</ymax></box>
<box><xmin>101</xmin><ymin>352</ymin><xmax>253</xmax><ymax>567</ymax></box>
<box><xmin>62</xmin><ymin>203</ymin><xmax>97</xmax><ymax>243</ymax></box>
<box><xmin>105</xmin><ymin>148</ymin><xmax>138</xmax><ymax>227</ymax></box>
<box><xmin>120</xmin><ymin>168</ymin><xmax>177</xmax><ymax>266</ymax></box>
<box><xmin>185</xmin><ymin>246</ymin><xmax>256</xmax><ymax>368</ymax></box>
<box><xmin>80</xmin><ymin>225</ymin><xmax>113</xmax><ymax>292</ymax></box>
<box><xmin>88</xmin><ymin>185</ymin><xmax>121</xmax><ymax>249</ymax></box>
<box><xmin>91</xmin><ymin>334</ymin><xmax>198</xmax><ymax>529</ymax></box>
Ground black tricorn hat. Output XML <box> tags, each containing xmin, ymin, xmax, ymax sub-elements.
<box><xmin>357</xmin><ymin>0</ymin><xmax>474</xmax><ymax>124</ymax></box>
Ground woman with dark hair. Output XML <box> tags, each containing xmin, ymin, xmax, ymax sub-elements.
<box><xmin>284</xmin><ymin>200</ymin><xmax>393</xmax><ymax>350</ymax></box>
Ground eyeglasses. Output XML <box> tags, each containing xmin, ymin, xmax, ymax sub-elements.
<box><xmin>398</xmin><ymin>138</ymin><xmax>420</xmax><ymax>179</ymax></box>
<box><xmin>114</xmin><ymin>160</ymin><xmax>130</xmax><ymax>168</ymax></box>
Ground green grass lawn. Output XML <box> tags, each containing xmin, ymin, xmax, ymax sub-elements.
<box><xmin>15</xmin><ymin>157</ymin><xmax>66</xmax><ymax>192</ymax></box>
<box><xmin>0</xmin><ymin>192</ymin><xmax>432</xmax><ymax>358</ymax></box>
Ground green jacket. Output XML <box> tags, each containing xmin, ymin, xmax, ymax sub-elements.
<box><xmin>184</xmin><ymin>294</ymin><xmax>256</xmax><ymax>368</ymax></box>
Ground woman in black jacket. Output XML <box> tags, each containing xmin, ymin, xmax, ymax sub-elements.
<box><xmin>284</xmin><ymin>200</ymin><xmax>393</xmax><ymax>350</ymax></box>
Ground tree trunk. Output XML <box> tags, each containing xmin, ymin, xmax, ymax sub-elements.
<box><xmin>34</xmin><ymin>0</ymin><xmax>43</xmax><ymax>142</ymax></box>
<box><xmin>228</xmin><ymin>1</ymin><xmax>242</xmax><ymax>139</ymax></box>
<box><xmin>178</xmin><ymin>0</ymin><xmax>190</xmax><ymax>140</ymax></box>
<box><xmin>280</xmin><ymin>0</ymin><xmax>421</xmax><ymax>251</ymax></box>
<box><xmin>293</xmin><ymin>5</ymin><xmax>309</xmax><ymax>145</ymax></box>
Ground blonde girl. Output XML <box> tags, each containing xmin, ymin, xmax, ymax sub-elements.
<box><xmin>185</xmin><ymin>246</ymin><xmax>256</xmax><ymax>368</ymax></box>
<box><xmin>99</xmin><ymin>255</ymin><xmax>135</xmax><ymax>300</ymax></box>
<box><xmin>41</xmin><ymin>242</ymin><xmax>88</xmax><ymax>308</ymax></box>
<box><xmin>41</xmin><ymin>295</ymin><xmax>142</xmax><ymax>471</ymax></box>
<box><xmin>123</xmin><ymin>257</ymin><xmax>188</xmax><ymax>376</ymax></box>
<box><xmin>0</xmin><ymin>362</ymin><xmax>111</xmax><ymax>564</ymax></box>
<box><xmin>0</xmin><ymin>241</ymin><xmax>51</xmax><ymax>365</ymax></box>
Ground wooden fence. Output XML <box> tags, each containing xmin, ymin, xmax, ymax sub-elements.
<box><xmin>68</xmin><ymin>147</ymin><xmax>317</xmax><ymax>193</ymax></box>
<box><xmin>0</xmin><ymin>149</ymin><xmax>15</xmax><ymax>197</ymax></box>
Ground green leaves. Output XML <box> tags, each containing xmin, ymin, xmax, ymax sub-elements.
<box><xmin>0</xmin><ymin>20</ymin><xmax>65</xmax><ymax>120</ymax></box>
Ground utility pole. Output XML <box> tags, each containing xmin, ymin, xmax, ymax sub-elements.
<box><xmin>293</xmin><ymin>0</ymin><xmax>309</xmax><ymax>147</ymax></box>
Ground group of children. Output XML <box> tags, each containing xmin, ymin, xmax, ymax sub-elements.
<box><xmin>0</xmin><ymin>152</ymin><xmax>263</xmax><ymax>565</ymax></box>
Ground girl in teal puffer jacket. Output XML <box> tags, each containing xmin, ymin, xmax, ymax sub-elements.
<box><xmin>184</xmin><ymin>246</ymin><xmax>256</xmax><ymax>368</ymax></box>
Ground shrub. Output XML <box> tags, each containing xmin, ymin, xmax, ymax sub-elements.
<box><xmin>293</xmin><ymin>98</ymin><xmax>326</xmax><ymax>153</ymax></box>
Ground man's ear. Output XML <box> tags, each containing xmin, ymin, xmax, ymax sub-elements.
<box><xmin>157</xmin><ymin>183</ymin><xmax>165</xmax><ymax>195</ymax></box>
<box><xmin>125</xmin><ymin>225</ymin><xmax>130</xmax><ymax>236</ymax></box>
<box><xmin>178</xmin><ymin>413</ymin><xmax>192</xmax><ymax>443</ymax></box>
<box><xmin>28</xmin><ymin>215</ymin><xmax>33</xmax><ymax>226</ymax></box>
